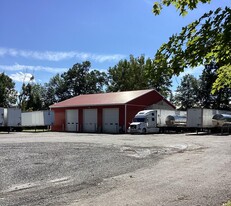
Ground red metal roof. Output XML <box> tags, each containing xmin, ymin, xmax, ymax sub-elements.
<box><xmin>50</xmin><ymin>89</ymin><xmax>173</xmax><ymax>108</ymax></box>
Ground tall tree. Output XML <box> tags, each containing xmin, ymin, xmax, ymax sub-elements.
<box><xmin>44</xmin><ymin>73</ymin><xmax>67</xmax><ymax>104</ymax></box>
<box><xmin>61</xmin><ymin>61</ymin><xmax>91</xmax><ymax>98</ymax></box>
<box><xmin>173</xmin><ymin>74</ymin><xmax>199</xmax><ymax>110</ymax></box>
<box><xmin>197</xmin><ymin>63</ymin><xmax>218</xmax><ymax>108</ymax></box>
<box><xmin>18</xmin><ymin>76</ymin><xmax>43</xmax><ymax>111</ymax></box>
<box><xmin>198</xmin><ymin>63</ymin><xmax>231</xmax><ymax>110</ymax></box>
<box><xmin>26</xmin><ymin>84</ymin><xmax>47</xmax><ymax>111</ymax></box>
<box><xmin>61</xmin><ymin>61</ymin><xmax>107</xmax><ymax>99</ymax></box>
<box><xmin>86</xmin><ymin>70</ymin><xmax>108</xmax><ymax>94</ymax></box>
<box><xmin>107</xmin><ymin>55</ymin><xmax>172</xmax><ymax>97</ymax></box>
<box><xmin>0</xmin><ymin>73</ymin><xmax>17</xmax><ymax>107</ymax></box>
<box><xmin>44</xmin><ymin>61</ymin><xmax>108</xmax><ymax>106</ymax></box>
<box><xmin>152</xmin><ymin>1</ymin><xmax>231</xmax><ymax>92</ymax></box>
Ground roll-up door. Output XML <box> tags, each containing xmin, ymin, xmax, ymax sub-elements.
<box><xmin>83</xmin><ymin>109</ymin><xmax>97</xmax><ymax>132</ymax></box>
<box><xmin>66</xmin><ymin>109</ymin><xmax>79</xmax><ymax>132</ymax></box>
<box><xmin>103</xmin><ymin>108</ymin><xmax>119</xmax><ymax>133</ymax></box>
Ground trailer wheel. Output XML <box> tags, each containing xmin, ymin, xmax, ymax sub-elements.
<box><xmin>142</xmin><ymin>128</ymin><xmax>146</xmax><ymax>134</ymax></box>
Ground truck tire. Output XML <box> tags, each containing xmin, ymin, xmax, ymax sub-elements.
<box><xmin>142</xmin><ymin>128</ymin><xmax>146</xmax><ymax>134</ymax></box>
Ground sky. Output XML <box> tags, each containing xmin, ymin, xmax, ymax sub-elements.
<box><xmin>0</xmin><ymin>0</ymin><xmax>229</xmax><ymax>93</ymax></box>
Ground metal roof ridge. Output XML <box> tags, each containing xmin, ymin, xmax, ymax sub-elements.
<box><xmin>125</xmin><ymin>88</ymin><xmax>156</xmax><ymax>104</ymax></box>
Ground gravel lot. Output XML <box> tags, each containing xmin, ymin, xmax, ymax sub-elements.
<box><xmin>0</xmin><ymin>131</ymin><xmax>231</xmax><ymax>206</ymax></box>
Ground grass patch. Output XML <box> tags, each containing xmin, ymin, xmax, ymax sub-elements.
<box><xmin>223</xmin><ymin>200</ymin><xmax>231</xmax><ymax>206</ymax></box>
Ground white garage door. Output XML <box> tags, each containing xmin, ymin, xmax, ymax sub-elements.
<box><xmin>66</xmin><ymin>109</ymin><xmax>79</xmax><ymax>132</ymax></box>
<box><xmin>83</xmin><ymin>109</ymin><xmax>97</xmax><ymax>132</ymax></box>
<box><xmin>103</xmin><ymin>108</ymin><xmax>119</xmax><ymax>133</ymax></box>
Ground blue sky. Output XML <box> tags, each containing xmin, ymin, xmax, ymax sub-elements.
<box><xmin>0</xmin><ymin>0</ymin><xmax>228</xmax><ymax>93</ymax></box>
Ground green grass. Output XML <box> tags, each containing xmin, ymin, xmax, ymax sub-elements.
<box><xmin>223</xmin><ymin>200</ymin><xmax>231</xmax><ymax>206</ymax></box>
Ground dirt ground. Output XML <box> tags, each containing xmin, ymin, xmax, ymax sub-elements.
<box><xmin>0</xmin><ymin>131</ymin><xmax>231</xmax><ymax>206</ymax></box>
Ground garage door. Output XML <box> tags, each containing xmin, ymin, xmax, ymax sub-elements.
<box><xmin>103</xmin><ymin>108</ymin><xmax>119</xmax><ymax>133</ymax></box>
<box><xmin>83</xmin><ymin>109</ymin><xmax>97</xmax><ymax>132</ymax></box>
<box><xmin>66</xmin><ymin>109</ymin><xmax>79</xmax><ymax>132</ymax></box>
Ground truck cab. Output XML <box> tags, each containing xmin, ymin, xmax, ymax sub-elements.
<box><xmin>128</xmin><ymin>110</ymin><xmax>159</xmax><ymax>134</ymax></box>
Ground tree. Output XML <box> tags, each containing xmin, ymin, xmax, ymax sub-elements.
<box><xmin>200</xmin><ymin>63</ymin><xmax>231</xmax><ymax>110</ymax></box>
<box><xmin>86</xmin><ymin>70</ymin><xmax>108</xmax><ymax>94</ymax></box>
<box><xmin>212</xmin><ymin>64</ymin><xmax>231</xmax><ymax>94</ymax></box>
<box><xmin>43</xmin><ymin>61</ymin><xmax>108</xmax><ymax>106</ymax></box>
<box><xmin>197</xmin><ymin>63</ymin><xmax>218</xmax><ymax>108</ymax></box>
<box><xmin>61</xmin><ymin>61</ymin><xmax>91</xmax><ymax>98</ymax></box>
<box><xmin>26</xmin><ymin>84</ymin><xmax>47</xmax><ymax>111</ymax></box>
<box><xmin>44</xmin><ymin>73</ymin><xmax>68</xmax><ymax>104</ymax></box>
<box><xmin>173</xmin><ymin>64</ymin><xmax>231</xmax><ymax>110</ymax></box>
<box><xmin>173</xmin><ymin>74</ymin><xmax>199</xmax><ymax>110</ymax></box>
<box><xmin>0</xmin><ymin>73</ymin><xmax>17</xmax><ymax>107</ymax></box>
<box><xmin>153</xmin><ymin>0</ymin><xmax>212</xmax><ymax>16</ymax></box>
<box><xmin>61</xmin><ymin>61</ymin><xmax>107</xmax><ymax>99</ymax></box>
<box><xmin>18</xmin><ymin>76</ymin><xmax>45</xmax><ymax>111</ymax></box>
<box><xmin>107</xmin><ymin>55</ymin><xmax>172</xmax><ymax>97</ymax></box>
<box><xmin>152</xmin><ymin>1</ymin><xmax>231</xmax><ymax>92</ymax></box>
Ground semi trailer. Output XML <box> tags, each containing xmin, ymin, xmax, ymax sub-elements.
<box><xmin>21</xmin><ymin>110</ymin><xmax>54</xmax><ymax>128</ymax></box>
<box><xmin>0</xmin><ymin>108</ymin><xmax>54</xmax><ymax>132</ymax></box>
<box><xmin>0</xmin><ymin>108</ymin><xmax>22</xmax><ymax>132</ymax></box>
<box><xmin>128</xmin><ymin>108</ymin><xmax>231</xmax><ymax>134</ymax></box>
<box><xmin>187</xmin><ymin>108</ymin><xmax>231</xmax><ymax>131</ymax></box>
<box><xmin>128</xmin><ymin>109</ymin><xmax>187</xmax><ymax>134</ymax></box>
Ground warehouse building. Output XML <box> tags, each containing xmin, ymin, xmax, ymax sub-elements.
<box><xmin>50</xmin><ymin>89</ymin><xmax>175</xmax><ymax>133</ymax></box>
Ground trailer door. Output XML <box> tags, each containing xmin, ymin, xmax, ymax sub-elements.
<box><xmin>187</xmin><ymin>108</ymin><xmax>202</xmax><ymax>127</ymax></box>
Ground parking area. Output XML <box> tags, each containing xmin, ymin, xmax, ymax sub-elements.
<box><xmin>0</xmin><ymin>132</ymin><xmax>231</xmax><ymax>206</ymax></box>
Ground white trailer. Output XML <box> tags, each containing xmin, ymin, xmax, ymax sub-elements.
<box><xmin>21</xmin><ymin>110</ymin><xmax>54</xmax><ymax>127</ymax></box>
<box><xmin>187</xmin><ymin>108</ymin><xmax>231</xmax><ymax>129</ymax></box>
<box><xmin>128</xmin><ymin>109</ymin><xmax>187</xmax><ymax>134</ymax></box>
<box><xmin>0</xmin><ymin>108</ymin><xmax>22</xmax><ymax>132</ymax></box>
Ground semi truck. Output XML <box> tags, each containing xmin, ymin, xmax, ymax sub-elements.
<box><xmin>128</xmin><ymin>109</ymin><xmax>187</xmax><ymax>134</ymax></box>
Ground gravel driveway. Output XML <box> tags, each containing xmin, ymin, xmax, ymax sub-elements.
<box><xmin>0</xmin><ymin>132</ymin><xmax>230</xmax><ymax>206</ymax></box>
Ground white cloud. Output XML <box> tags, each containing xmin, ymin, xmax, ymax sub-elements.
<box><xmin>9</xmin><ymin>72</ymin><xmax>35</xmax><ymax>83</ymax></box>
<box><xmin>0</xmin><ymin>63</ymin><xmax>67</xmax><ymax>73</ymax></box>
<box><xmin>0</xmin><ymin>47</ymin><xmax>126</xmax><ymax>62</ymax></box>
<box><xmin>179</xmin><ymin>66</ymin><xmax>203</xmax><ymax>78</ymax></box>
